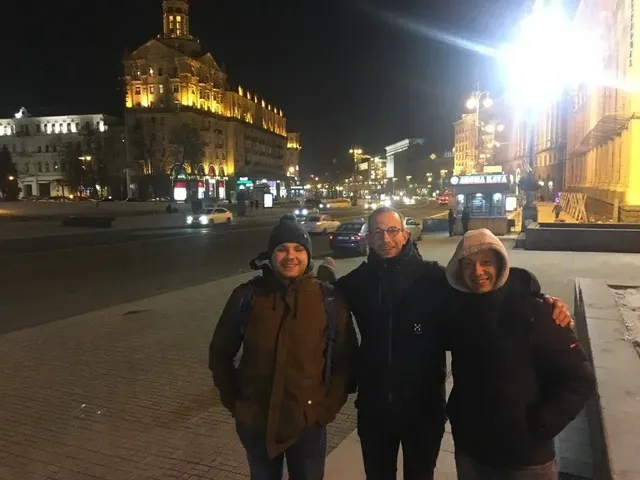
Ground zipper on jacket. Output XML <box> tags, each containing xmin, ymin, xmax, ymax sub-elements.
<box><xmin>382</xmin><ymin>269</ymin><xmax>394</xmax><ymax>404</ymax></box>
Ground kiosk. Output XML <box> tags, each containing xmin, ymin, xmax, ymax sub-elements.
<box><xmin>450</xmin><ymin>173</ymin><xmax>512</xmax><ymax>235</ymax></box>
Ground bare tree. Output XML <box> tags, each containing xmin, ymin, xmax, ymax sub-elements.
<box><xmin>130</xmin><ymin>117</ymin><xmax>171</xmax><ymax>176</ymax></box>
<box><xmin>168</xmin><ymin>122</ymin><xmax>206</xmax><ymax>174</ymax></box>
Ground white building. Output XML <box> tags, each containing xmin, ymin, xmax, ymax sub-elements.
<box><xmin>0</xmin><ymin>107</ymin><xmax>120</xmax><ymax>198</ymax></box>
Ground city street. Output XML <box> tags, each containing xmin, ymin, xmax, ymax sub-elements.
<box><xmin>3</xmin><ymin>229</ymin><xmax>640</xmax><ymax>480</ymax></box>
<box><xmin>0</xmin><ymin>204</ymin><xmax>447</xmax><ymax>334</ymax></box>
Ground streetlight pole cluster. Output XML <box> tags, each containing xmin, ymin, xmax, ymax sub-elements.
<box><xmin>465</xmin><ymin>88</ymin><xmax>496</xmax><ymax>173</ymax></box>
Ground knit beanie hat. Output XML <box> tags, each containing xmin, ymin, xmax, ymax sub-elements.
<box><xmin>267</xmin><ymin>215</ymin><xmax>313</xmax><ymax>263</ymax></box>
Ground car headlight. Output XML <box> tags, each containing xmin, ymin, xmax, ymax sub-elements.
<box><xmin>384</xmin><ymin>199</ymin><xmax>391</xmax><ymax>207</ymax></box>
<box><xmin>319</xmin><ymin>203</ymin><xmax>324</xmax><ymax>208</ymax></box>
<box><xmin>199</xmin><ymin>215</ymin><xmax>208</xmax><ymax>224</ymax></box>
<box><xmin>186</xmin><ymin>215</ymin><xmax>193</xmax><ymax>224</ymax></box>
<box><xmin>294</xmin><ymin>209</ymin><xmax>300</xmax><ymax>215</ymax></box>
<box><xmin>302</xmin><ymin>209</ymin><xmax>308</xmax><ymax>215</ymax></box>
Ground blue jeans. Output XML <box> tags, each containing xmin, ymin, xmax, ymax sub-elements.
<box><xmin>455</xmin><ymin>453</ymin><xmax>557</xmax><ymax>480</ymax></box>
<box><xmin>236</xmin><ymin>423</ymin><xmax>327</xmax><ymax>480</ymax></box>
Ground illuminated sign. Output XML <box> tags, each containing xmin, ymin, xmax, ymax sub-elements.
<box><xmin>263</xmin><ymin>193</ymin><xmax>273</xmax><ymax>208</ymax></box>
<box><xmin>450</xmin><ymin>174</ymin><xmax>509</xmax><ymax>186</ymax></box>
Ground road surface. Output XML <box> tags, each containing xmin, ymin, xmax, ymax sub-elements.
<box><xmin>0</xmin><ymin>204</ymin><xmax>448</xmax><ymax>334</ymax></box>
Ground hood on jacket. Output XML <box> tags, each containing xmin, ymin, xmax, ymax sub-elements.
<box><xmin>446</xmin><ymin>228</ymin><xmax>510</xmax><ymax>292</ymax></box>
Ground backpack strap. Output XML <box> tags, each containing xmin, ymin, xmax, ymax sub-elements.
<box><xmin>319</xmin><ymin>281</ymin><xmax>339</xmax><ymax>391</ymax></box>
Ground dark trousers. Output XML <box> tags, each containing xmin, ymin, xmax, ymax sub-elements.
<box><xmin>358</xmin><ymin>410</ymin><xmax>444</xmax><ymax>480</ymax></box>
<box><xmin>448</xmin><ymin>223</ymin><xmax>454</xmax><ymax>236</ymax></box>
<box><xmin>236</xmin><ymin>423</ymin><xmax>326</xmax><ymax>480</ymax></box>
<box><xmin>455</xmin><ymin>453</ymin><xmax>557</xmax><ymax>480</ymax></box>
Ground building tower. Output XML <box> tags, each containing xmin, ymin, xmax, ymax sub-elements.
<box><xmin>162</xmin><ymin>0</ymin><xmax>190</xmax><ymax>38</ymax></box>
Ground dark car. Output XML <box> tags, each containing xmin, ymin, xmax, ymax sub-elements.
<box><xmin>329</xmin><ymin>220</ymin><xmax>368</xmax><ymax>256</ymax></box>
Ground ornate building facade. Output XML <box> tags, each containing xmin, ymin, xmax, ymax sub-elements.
<box><xmin>565</xmin><ymin>0</ymin><xmax>640</xmax><ymax>209</ymax></box>
<box><xmin>123</xmin><ymin>0</ymin><xmax>295</xmax><ymax>200</ymax></box>
<box><xmin>0</xmin><ymin>108</ymin><xmax>124</xmax><ymax>198</ymax></box>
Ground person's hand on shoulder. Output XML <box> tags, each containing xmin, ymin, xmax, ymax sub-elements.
<box><xmin>316</xmin><ymin>257</ymin><xmax>337</xmax><ymax>282</ymax></box>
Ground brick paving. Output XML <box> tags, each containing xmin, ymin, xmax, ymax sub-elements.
<box><xmin>3</xmin><ymin>237</ymin><xmax>640</xmax><ymax>479</ymax></box>
<box><xmin>0</xmin><ymin>261</ymin><xmax>362</xmax><ymax>480</ymax></box>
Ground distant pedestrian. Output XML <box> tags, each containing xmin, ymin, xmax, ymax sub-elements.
<box><xmin>444</xmin><ymin>229</ymin><xmax>595</xmax><ymax>480</ymax></box>
<box><xmin>255</xmin><ymin>199</ymin><xmax>260</xmax><ymax>210</ymax></box>
<box><xmin>209</xmin><ymin>216</ymin><xmax>357</xmax><ymax>480</ymax></box>
<box><xmin>461</xmin><ymin>207</ymin><xmax>470</xmax><ymax>233</ymax></box>
<box><xmin>447</xmin><ymin>209</ymin><xmax>456</xmax><ymax>237</ymax></box>
<box><xmin>552</xmin><ymin>202</ymin><xmax>562</xmax><ymax>221</ymax></box>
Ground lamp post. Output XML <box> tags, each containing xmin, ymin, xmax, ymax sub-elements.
<box><xmin>465</xmin><ymin>88</ymin><xmax>493</xmax><ymax>173</ymax></box>
<box><xmin>349</xmin><ymin>148</ymin><xmax>362</xmax><ymax>198</ymax></box>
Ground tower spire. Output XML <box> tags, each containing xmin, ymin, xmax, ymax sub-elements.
<box><xmin>162</xmin><ymin>0</ymin><xmax>190</xmax><ymax>39</ymax></box>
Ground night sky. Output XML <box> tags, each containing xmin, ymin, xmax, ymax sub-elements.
<box><xmin>2</xmin><ymin>0</ymin><xmax>552</xmax><ymax>176</ymax></box>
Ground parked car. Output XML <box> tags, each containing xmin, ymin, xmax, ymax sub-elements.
<box><xmin>186</xmin><ymin>207</ymin><xmax>233</xmax><ymax>227</ymax></box>
<box><xmin>404</xmin><ymin>216</ymin><xmax>423</xmax><ymax>241</ymax></box>
<box><xmin>301</xmin><ymin>214</ymin><xmax>341</xmax><ymax>234</ymax></box>
<box><xmin>329</xmin><ymin>219</ymin><xmax>369</xmax><ymax>256</ymax></box>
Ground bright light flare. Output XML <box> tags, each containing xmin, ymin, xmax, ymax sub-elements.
<box><xmin>501</xmin><ymin>0</ymin><xmax>605</xmax><ymax>112</ymax></box>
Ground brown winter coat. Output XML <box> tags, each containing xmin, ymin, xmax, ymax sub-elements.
<box><xmin>209</xmin><ymin>270</ymin><xmax>357</xmax><ymax>458</ymax></box>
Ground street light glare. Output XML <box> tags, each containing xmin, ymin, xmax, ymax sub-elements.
<box><xmin>482</xmin><ymin>98</ymin><xmax>493</xmax><ymax>108</ymax></box>
<box><xmin>502</xmin><ymin>0</ymin><xmax>605</xmax><ymax>112</ymax></box>
<box><xmin>465</xmin><ymin>98</ymin><xmax>477</xmax><ymax>110</ymax></box>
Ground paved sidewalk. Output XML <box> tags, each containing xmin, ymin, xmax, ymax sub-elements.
<box><xmin>537</xmin><ymin>202</ymin><xmax>578</xmax><ymax>224</ymax></box>
<box><xmin>4</xmin><ymin>238</ymin><xmax>639</xmax><ymax>479</ymax></box>
<box><xmin>0</xmin><ymin>258</ymin><xmax>363</xmax><ymax>480</ymax></box>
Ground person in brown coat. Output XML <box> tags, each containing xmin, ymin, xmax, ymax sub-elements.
<box><xmin>209</xmin><ymin>216</ymin><xmax>358</xmax><ymax>480</ymax></box>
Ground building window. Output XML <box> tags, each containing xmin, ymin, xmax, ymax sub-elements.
<box><xmin>36</xmin><ymin>124</ymin><xmax>41</xmax><ymax>133</ymax></box>
<box><xmin>37</xmin><ymin>146</ymin><xmax>42</xmax><ymax>153</ymax></box>
<box><xmin>67</xmin><ymin>123</ymin><xmax>71</xmax><ymax>132</ymax></box>
<box><xmin>37</xmin><ymin>162</ymin><xmax>42</xmax><ymax>173</ymax></box>
<box><xmin>75</xmin><ymin>122</ymin><xmax>80</xmax><ymax>132</ymax></box>
<box><xmin>150</xmin><ymin>86</ymin><xmax>155</xmax><ymax>94</ymax></box>
<box><xmin>45</xmin><ymin>145</ymin><xmax>50</xmax><ymax>153</ymax></box>
<box><xmin>159</xmin><ymin>84</ymin><xmax>164</xmax><ymax>94</ymax></box>
<box><xmin>53</xmin><ymin>161</ymin><xmax>58</xmax><ymax>171</ymax></box>
<box><xmin>45</xmin><ymin>162</ymin><xmax>50</xmax><ymax>173</ymax></box>
<box><xmin>135</xmin><ymin>87</ymin><xmax>141</xmax><ymax>95</ymax></box>
<box><xmin>173</xmin><ymin>85</ymin><xmax>179</xmax><ymax>93</ymax></box>
<box><xmin>53</xmin><ymin>145</ymin><xmax>57</xmax><ymax>153</ymax></box>
<box><xmin>158</xmin><ymin>67</ymin><xmax>163</xmax><ymax>76</ymax></box>
<box><xmin>149</xmin><ymin>67</ymin><xmax>154</xmax><ymax>76</ymax></box>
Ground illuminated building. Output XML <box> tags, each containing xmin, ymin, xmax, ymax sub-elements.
<box><xmin>123</xmin><ymin>0</ymin><xmax>290</xmax><ymax>200</ymax></box>
<box><xmin>285</xmin><ymin>133</ymin><xmax>301</xmax><ymax>180</ymax></box>
<box><xmin>507</xmin><ymin>98</ymin><xmax>568</xmax><ymax>198</ymax></box>
<box><xmin>453</xmin><ymin>114</ymin><xmax>477</xmax><ymax>175</ymax></box>
<box><xmin>384</xmin><ymin>139</ymin><xmax>429</xmax><ymax>192</ymax></box>
<box><xmin>0</xmin><ymin>108</ymin><xmax>123</xmax><ymax>198</ymax></box>
<box><xmin>564</xmin><ymin>0</ymin><xmax>640</xmax><ymax>210</ymax></box>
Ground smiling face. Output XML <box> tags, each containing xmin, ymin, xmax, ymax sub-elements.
<box><xmin>367</xmin><ymin>211</ymin><xmax>409</xmax><ymax>259</ymax></box>
<box><xmin>459</xmin><ymin>249</ymin><xmax>501</xmax><ymax>294</ymax></box>
<box><xmin>271</xmin><ymin>242</ymin><xmax>309</xmax><ymax>279</ymax></box>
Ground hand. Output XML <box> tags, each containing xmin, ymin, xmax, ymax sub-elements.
<box><xmin>543</xmin><ymin>295</ymin><xmax>575</xmax><ymax>328</ymax></box>
<box><xmin>322</xmin><ymin>257</ymin><xmax>336</xmax><ymax>269</ymax></box>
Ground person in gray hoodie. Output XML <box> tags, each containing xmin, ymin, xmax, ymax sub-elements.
<box><xmin>444</xmin><ymin>229</ymin><xmax>595</xmax><ymax>480</ymax></box>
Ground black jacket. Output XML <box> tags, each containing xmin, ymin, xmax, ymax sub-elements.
<box><xmin>445</xmin><ymin>268</ymin><xmax>596</xmax><ymax>468</ymax></box>
<box><xmin>328</xmin><ymin>241</ymin><xmax>450</xmax><ymax>424</ymax></box>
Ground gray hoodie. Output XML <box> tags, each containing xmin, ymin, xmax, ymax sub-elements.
<box><xmin>445</xmin><ymin>228</ymin><xmax>510</xmax><ymax>292</ymax></box>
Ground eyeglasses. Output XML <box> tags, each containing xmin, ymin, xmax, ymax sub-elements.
<box><xmin>372</xmin><ymin>227</ymin><xmax>403</xmax><ymax>238</ymax></box>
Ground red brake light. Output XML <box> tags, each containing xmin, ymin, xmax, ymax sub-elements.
<box><xmin>353</xmin><ymin>235</ymin><xmax>361</xmax><ymax>241</ymax></box>
<box><xmin>329</xmin><ymin>235</ymin><xmax>333</xmax><ymax>241</ymax></box>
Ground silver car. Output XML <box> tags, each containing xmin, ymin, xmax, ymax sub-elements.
<box><xmin>404</xmin><ymin>217</ymin><xmax>423</xmax><ymax>241</ymax></box>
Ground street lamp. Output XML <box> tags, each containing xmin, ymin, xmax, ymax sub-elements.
<box><xmin>466</xmin><ymin>88</ymin><xmax>493</xmax><ymax>173</ymax></box>
<box><xmin>500</xmin><ymin>0</ymin><xmax>605</xmax><ymax>225</ymax></box>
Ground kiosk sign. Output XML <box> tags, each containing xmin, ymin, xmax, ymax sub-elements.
<box><xmin>450</xmin><ymin>174</ymin><xmax>509</xmax><ymax>186</ymax></box>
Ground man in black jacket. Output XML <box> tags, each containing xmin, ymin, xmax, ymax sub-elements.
<box><xmin>316</xmin><ymin>208</ymin><xmax>573</xmax><ymax>480</ymax></box>
<box><xmin>445</xmin><ymin>229</ymin><xmax>595</xmax><ymax>479</ymax></box>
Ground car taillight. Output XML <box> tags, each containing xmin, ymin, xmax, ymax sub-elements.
<box><xmin>353</xmin><ymin>235</ymin><xmax>361</xmax><ymax>241</ymax></box>
<box><xmin>329</xmin><ymin>235</ymin><xmax>333</xmax><ymax>241</ymax></box>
